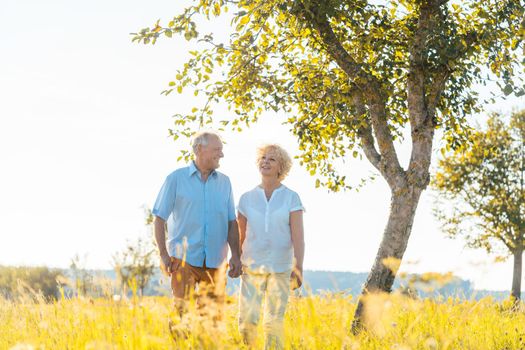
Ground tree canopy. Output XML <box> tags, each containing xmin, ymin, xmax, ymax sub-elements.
<box><xmin>433</xmin><ymin>110</ymin><xmax>525</xmax><ymax>299</ymax></box>
<box><xmin>434</xmin><ymin>111</ymin><xmax>525</xmax><ymax>256</ymax></box>
<box><xmin>133</xmin><ymin>0</ymin><xmax>525</xmax><ymax>190</ymax></box>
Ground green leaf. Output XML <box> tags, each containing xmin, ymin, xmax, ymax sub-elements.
<box><xmin>503</xmin><ymin>84</ymin><xmax>513</xmax><ymax>96</ymax></box>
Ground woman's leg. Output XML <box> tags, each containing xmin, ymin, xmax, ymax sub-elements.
<box><xmin>239</xmin><ymin>270</ymin><xmax>266</xmax><ymax>346</ymax></box>
<box><xmin>263</xmin><ymin>271</ymin><xmax>290</xmax><ymax>350</ymax></box>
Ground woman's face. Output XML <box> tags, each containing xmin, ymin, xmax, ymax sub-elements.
<box><xmin>258</xmin><ymin>149</ymin><xmax>280</xmax><ymax>179</ymax></box>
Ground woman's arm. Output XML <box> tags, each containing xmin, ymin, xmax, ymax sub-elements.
<box><xmin>290</xmin><ymin>210</ymin><xmax>305</xmax><ymax>289</ymax></box>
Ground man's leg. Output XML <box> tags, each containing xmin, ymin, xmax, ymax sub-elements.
<box><xmin>194</xmin><ymin>262</ymin><xmax>227</xmax><ymax>322</ymax></box>
<box><xmin>170</xmin><ymin>257</ymin><xmax>197</xmax><ymax>317</ymax></box>
<box><xmin>239</xmin><ymin>270</ymin><xmax>267</xmax><ymax>346</ymax></box>
<box><xmin>262</xmin><ymin>271</ymin><xmax>290</xmax><ymax>350</ymax></box>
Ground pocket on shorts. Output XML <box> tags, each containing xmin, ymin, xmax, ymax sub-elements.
<box><xmin>171</xmin><ymin>257</ymin><xmax>182</xmax><ymax>272</ymax></box>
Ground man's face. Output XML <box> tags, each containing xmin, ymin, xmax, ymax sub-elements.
<box><xmin>196</xmin><ymin>136</ymin><xmax>224</xmax><ymax>171</ymax></box>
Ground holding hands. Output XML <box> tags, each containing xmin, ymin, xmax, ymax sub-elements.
<box><xmin>228</xmin><ymin>255</ymin><xmax>242</xmax><ymax>278</ymax></box>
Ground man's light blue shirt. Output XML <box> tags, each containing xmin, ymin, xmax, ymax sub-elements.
<box><xmin>152</xmin><ymin>162</ymin><xmax>235</xmax><ymax>268</ymax></box>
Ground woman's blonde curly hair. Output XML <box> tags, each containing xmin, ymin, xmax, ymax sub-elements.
<box><xmin>256</xmin><ymin>144</ymin><xmax>292</xmax><ymax>181</ymax></box>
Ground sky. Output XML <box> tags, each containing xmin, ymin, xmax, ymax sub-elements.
<box><xmin>0</xmin><ymin>0</ymin><xmax>523</xmax><ymax>292</ymax></box>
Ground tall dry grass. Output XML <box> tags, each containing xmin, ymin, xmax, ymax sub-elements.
<box><xmin>1</xmin><ymin>289</ymin><xmax>524</xmax><ymax>349</ymax></box>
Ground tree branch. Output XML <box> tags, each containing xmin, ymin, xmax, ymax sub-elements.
<box><xmin>407</xmin><ymin>0</ymin><xmax>451</xmax><ymax>118</ymax></box>
<box><xmin>299</xmin><ymin>1</ymin><xmax>364</xmax><ymax>86</ymax></box>
<box><xmin>352</xmin><ymin>92</ymin><xmax>381</xmax><ymax>171</ymax></box>
<box><xmin>302</xmin><ymin>1</ymin><xmax>406</xmax><ymax>188</ymax></box>
<box><xmin>407</xmin><ymin>1</ymin><xmax>447</xmax><ymax>188</ymax></box>
<box><xmin>367</xmin><ymin>94</ymin><xmax>407</xmax><ymax>188</ymax></box>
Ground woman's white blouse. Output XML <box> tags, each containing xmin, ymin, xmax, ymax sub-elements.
<box><xmin>238</xmin><ymin>185</ymin><xmax>304</xmax><ymax>273</ymax></box>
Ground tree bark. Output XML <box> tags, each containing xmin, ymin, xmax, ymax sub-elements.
<box><xmin>351</xmin><ymin>185</ymin><xmax>423</xmax><ymax>334</ymax></box>
<box><xmin>511</xmin><ymin>248</ymin><xmax>523</xmax><ymax>301</ymax></box>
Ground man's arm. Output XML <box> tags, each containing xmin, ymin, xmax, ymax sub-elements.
<box><xmin>154</xmin><ymin>216</ymin><xmax>172</xmax><ymax>275</ymax></box>
<box><xmin>290</xmin><ymin>210</ymin><xmax>305</xmax><ymax>289</ymax></box>
<box><xmin>227</xmin><ymin>219</ymin><xmax>242</xmax><ymax>278</ymax></box>
<box><xmin>237</xmin><ymin>212</ymin><xmax>247</xmax><ymax>247</ymax></box>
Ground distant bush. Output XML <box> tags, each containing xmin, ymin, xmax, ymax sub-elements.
<box><xmin>0</xmin><ymin>265</ymin><xmax>64</xmax><ymax>301</ymax></box>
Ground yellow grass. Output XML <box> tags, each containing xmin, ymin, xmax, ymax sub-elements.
<box><xmin>1</xmin><ymin>292</ymin><xmax>524</xmax><ymax>349</ymax></box>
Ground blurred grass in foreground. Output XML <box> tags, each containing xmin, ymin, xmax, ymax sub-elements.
<box><xmin>1</xmin><ymin>291</ymin><xmax>525</xmax><ymax>350</ymax></box>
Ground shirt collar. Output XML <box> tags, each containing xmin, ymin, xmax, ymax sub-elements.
<box><xmin>188</xmin><ymin>161</ymin><xmax>217</xmax><ymax>178</ymax></box>
<box><xmin>257</xmin><ymin>184</ymin><xmax>284</xmax><ymax>192</ymax></box>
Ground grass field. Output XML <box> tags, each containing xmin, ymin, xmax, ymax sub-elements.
<box><xmin>1</xmin><ymin>291</ymin><xmax>525</xmax><ymax>349</ymax></box>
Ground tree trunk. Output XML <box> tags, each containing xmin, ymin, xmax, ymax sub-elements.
<box><xmin>511</xmin><ymin>248</ymin><xmax>523</xmax><ymax>301</ymax></box>
<box><xmin>351</xmin><ymin>185</ymin><xmax>423</xmax><ymax>334</ymax></box>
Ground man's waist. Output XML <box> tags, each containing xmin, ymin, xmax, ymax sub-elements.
<box><xmin>170</xmin><ymin>256</ymin><xmax>225</xmax><ymax>270</ymax></box>
<box><xmin>168</xmin><ymin>250</ymin><xmax>227</xmax><ymax>268</ymax></box>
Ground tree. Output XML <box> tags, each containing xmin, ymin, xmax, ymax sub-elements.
<box><xmin>69</xmin><ymin>253</ymin><xmax>93</xmax><ymax>297</ymax></box>
<box><xmin>133</xmin><ymin>0</ymin><xmax>525</xmax><ymax>331</ymax></box>
<box><xmin>112</xmin><ymin>237</ymin><xmax>156</xmax><ymax>296</ymax></box>
<box><xmin>433</xmin><ymin>110</ymin><xmax>525</xmax><ymax>301</ymax></box>
<box><xmin>112</xmin><ymin>251</ymin><xmax>132</xmax><ymax>296</ymax></box>
<box><xmin>112</xmin><ymin>208</ymin><xmax>157</xmax><ymax>296</ymax></box>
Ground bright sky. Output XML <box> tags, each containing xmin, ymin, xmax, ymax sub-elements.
<box><xmin>1</xmin><ymin>0</ymin><xmax>523</xmax><ymax>292</ymax></box>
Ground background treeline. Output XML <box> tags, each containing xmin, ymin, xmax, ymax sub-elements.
<box><xmin>1</xmin><ymin>264</ymin><xmax>518</xmax><ymax>302</ymax></box>
<box><xmin>0</xmin><ymin>264</ymin><xmax>118</xmax><ymax>301</ymax></box>
<box><xmin>0</xmin><ymin>265</ymin><xmax>63</xmax><ymax>300</ymax></box>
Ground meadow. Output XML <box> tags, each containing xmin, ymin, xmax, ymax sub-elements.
<box><xmin>1</xmin><ymin>290</ymin><xmax>525</xmax><ymax>350</ymax></box>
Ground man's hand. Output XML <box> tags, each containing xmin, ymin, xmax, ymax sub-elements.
<box><xmin>160</xmin><ymin>253</ymin><xmax>172</xmax><ymax>277</ymax></box>
<box><xmin>228</xmin><ymin>255</ymin><xmax>242</xmax><ymax>278</ymax></box>
<box><xmin>290</xmin><ymin>267</ymin><xmax>303</xmax><ymax>290</ymax></box>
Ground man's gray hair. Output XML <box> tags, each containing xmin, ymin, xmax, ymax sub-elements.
<box><xmin>191</xmin><ymin>130</ymin><xmax>222</xmax><ymax>153</ymax></box>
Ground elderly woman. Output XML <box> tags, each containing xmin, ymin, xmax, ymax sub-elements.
<box><xmin>237</xmin><ymin>144</ymin><xmax>305</xmax><ymax>349</ymax></box>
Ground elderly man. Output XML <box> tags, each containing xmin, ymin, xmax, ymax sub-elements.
<box><xmin>152</xmin><ymin>131</ymin><xmax>241</xmax><ymax>316</ymax></box>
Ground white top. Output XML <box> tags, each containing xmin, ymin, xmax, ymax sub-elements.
<box><xmin>238</xmin><ymin>185</ymin><xmax>305</xmax><ymax>273</ymax></box>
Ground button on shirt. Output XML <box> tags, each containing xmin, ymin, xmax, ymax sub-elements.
<box><xmin>238</xmin><ymin>185</ymin><xmax>304</xmax><ymax>273</ymax></box>
<box><xmin>152</xmin><ymin>162</ymin><xmax>235</xmax><ymax>268</ymax></box>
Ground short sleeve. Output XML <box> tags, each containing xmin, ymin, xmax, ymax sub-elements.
<box><xmin>289</xmin><ymin>191</ymin><xmax>305</xmax><ymax>213</ymax></box>
<box><xmin>152</xmin><ymin>174</ymin><xmax>177</xmax><ymax>221</ymax></box>
<box><xmin>237</xmin><ymin>193</ymin><xmax>247</xmax><ymax>217</ymax></box>
<box><xmin>227</xmin><ymin>182</ymin><xmax>236</xmax><ymax>221</ymax></box>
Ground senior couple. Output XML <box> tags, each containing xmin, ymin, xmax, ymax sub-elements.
<box><xmin>152</xmin><ymin>130</ymin><xmax>305</xmax><ymax>349</ymax></box>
